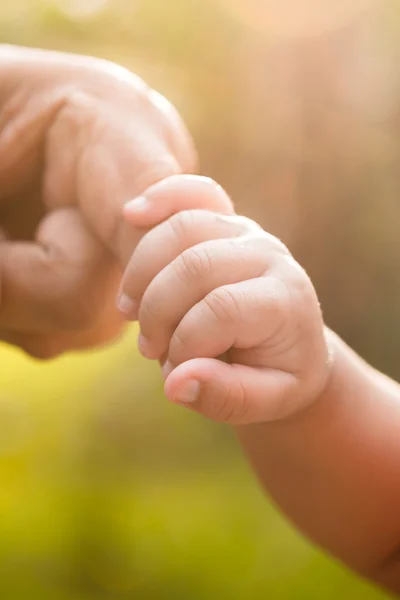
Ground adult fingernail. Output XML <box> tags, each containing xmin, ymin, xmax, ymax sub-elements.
<box><xmin>174</xmin><ymin>380</ymin><xmax>201</xmax><ymax>404</ymax></box>
<box><xmin>117</xmin><ymin>293</ymin><xmax>137</xmax><ymax>319</ymax></box>
<box><xmin>124</xmin><ymin>196</ymin><xmax>148</xmax><ymax>214</ymax></box>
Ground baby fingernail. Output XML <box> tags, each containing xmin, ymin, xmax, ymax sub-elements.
<box><xmin>162</xmin><ymin>360</ymin><xmax>174</xmax><ymax>379</ymax></box>
<box><xmin>117</xmin><ymin>293</ymin><xmax>137</xmax><ymax>318</ymax></box>
<box><xmin>175</xmin><ymin>380</ymin><xmax>201</xmax><ymax>404</ymax></box>
<box><xmin>124</xmin><ymin>196</ymin><xmax>148</xmax><ymax>214</ymax></box>
<box><xmin>138</xmin><ymin>333</ymin><xmax>155</xmax><ymax>359</ymax></box>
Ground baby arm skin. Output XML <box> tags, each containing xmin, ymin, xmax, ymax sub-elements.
<box><xmin>238</xmin><ymin>330</ymin><xmax>400</xmax><ymax>591</ymax></box>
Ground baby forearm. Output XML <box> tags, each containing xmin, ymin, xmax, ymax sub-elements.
<box><xmin>236</xmin><ymin>329</ymin><xmax>400</xmax><ymax>589</ymax></box>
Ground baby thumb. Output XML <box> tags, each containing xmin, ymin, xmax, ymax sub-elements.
<box><xmin>164</xmin><ymin>357</ymin><xmax>297</xmax><ymax>425</ymax></box>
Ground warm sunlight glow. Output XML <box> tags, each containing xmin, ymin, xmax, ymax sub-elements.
<box><xmin>217</xmin><ymin>0</ymin><xmax>375</xmax><ymax>37</ymax></box>
<box><xmin>52</xmin><ymin>0</ymin><xmax>109</xmax><ymax>20</ymax></box>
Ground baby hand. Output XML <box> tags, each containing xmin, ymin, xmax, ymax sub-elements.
<box><xmin>119</xmin><ymin>176</ymin><xmax>331</xmax><ymax>425</ymax></box>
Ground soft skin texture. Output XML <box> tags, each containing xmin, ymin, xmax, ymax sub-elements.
<box><xmin>120</xmin><ymin>175</ymin><xmax>400</xmax><ymax>595</ymax></box>
<box><xmin>0</xmin><ymin>45</ymin><xmax>196</xmax><ymax>358</ymax></box>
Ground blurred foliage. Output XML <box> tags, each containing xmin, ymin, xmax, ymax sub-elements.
<box><xmin>0</xmin><ymin>0</ymin><xmax>399</xmax><ymax>598</ymax></box>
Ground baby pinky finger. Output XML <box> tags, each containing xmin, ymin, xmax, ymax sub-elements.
<box><xmin>164</xmin><ymin>357</ymin><xmax>298</xmax><ymax>425</ymax></box>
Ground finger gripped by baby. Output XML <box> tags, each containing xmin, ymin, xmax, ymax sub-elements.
<box><xmin>123</xmin><ymin>175</ymin><xmax>235</xmax><ymax>227</ymax></box>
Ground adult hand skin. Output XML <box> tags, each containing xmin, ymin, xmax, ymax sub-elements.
<box><xmin>0</xmin><ymin>45</ymin><xmax>196</xmax><ymax>358</ymax></box>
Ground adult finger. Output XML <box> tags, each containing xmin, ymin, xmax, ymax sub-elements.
<box><xmin>123</xmin><ymin>175</ymin><xmax>235</xmax><ymax>229</ymax></box>
<box><xmin>0</xmin><ymin>311</ymin><xmax>125</xmax><ymax>360</ymax></box>
<box><xmin>44</xmin><ymin>86</ymin><xmax>197</xmax><ymax>268</ymax></box>
<box><xmin>0</xmin><ymin>207</ymin><xmax>120</xmax><ymax>333</ymax></box>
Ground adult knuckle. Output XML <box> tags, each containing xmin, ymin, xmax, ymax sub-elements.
<box><xmin>51</xmin><ymin>88</ymin><xmax>102</xmax><ymax>140</ymax></box>
<box><xmin>67</xmin><ymin>300</ymin><xmax>97</xmax><ymax>331</ymax></box>
<box><xmin>25</xmin><ymin>341</ymin><xmax>66</xmax><ymax>361</ymax></box>
<box><xmin>149</xmin><ymin>89</ymin><xmax>197</xmax><ymax>173</ymax></box>
<box><xmin>132</xmin><ymin>156</ymin><xmax>181</xmax><ymax>194</ymax></box>
<box><xmin>55</xmin><ymin>287</ymin><xmax>100</xmax><ymax>331</ymax></box>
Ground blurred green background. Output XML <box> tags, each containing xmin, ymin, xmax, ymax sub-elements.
<box><xmin>0</xmin><ymin>0</ymin><xmax>398</xmax><ymax>598</ymax></box>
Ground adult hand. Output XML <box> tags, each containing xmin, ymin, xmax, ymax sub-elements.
<box><xmin>0</xmin><ymin>45</ymin><xmax>196</xmax><ymax>358</ymax></box>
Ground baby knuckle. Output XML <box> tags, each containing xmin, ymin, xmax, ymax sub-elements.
<box><xmin>294</xmin><ymin>277</ymin><xmax>315</xmax><ymax>308</ymax></box>
<box><xmin>168</xmin><ymin>210</ymin><xmax>198</xmax><ymax>240</ymax></box>
<box><xmin>195</xmin><ymin>176</ymin><xmax>220</xmax><ymax>191</ymax></box>
<box><xmin>213</xmin><ymin>382</ymin><xmax>248</xmax><ymax>424</ymax></box>
<box><xmin>121</xmin><ymin>273</ymin><xmax>137</xmax><ymax>300</ymax></box>
<box><xmin>279</xmin><ymin>260</ymin><xmax>317</xmax><ymax>310</ymax></box>
<box><xmin>291</xmin><ymin>265</ymin><xmax>314</xmax><ymax>296</ymax></box>
<box><xmin>175</xmin><ymin>245</ymin><xmax>213</xmax><ymax>281</ymax></box>
<box><xmin>213</xmin><ymin>399</ymin><xmax>235</xmax><ymax>423</ymax></box>
<box><xmin>256</xmin><ymin>280</ymin><xmax>292</xmax><ymax>340</ymax></box>
<box><xmin>233</xmin><ymin>378</ymin><xmax>252</xmax><ymax>423</ymax></box>
<box><xmin>138</xmin><ymin>292</ymin><xmax>160</xmax><ymax>327</ymax></box>
<box><xmin>205</xmin><ymin>286</ymin><xmax>241</xmax><ymax>323</ymax></box>
<box><xmin>233</xmin><ymin>215</ymin><xmax>263</xmax><ymax>233</ymax></box>
<box><xmin>269</xmin><ymin>279</ymin><xmax>293</xmax><ymax>317</ymax></box>
<box><xmin>169</xmin><ymin>328</ymin><xmax>191</xmax><ymax>360</ymax></box>
<box><xmin>258</xmin><ymin>231</ymin><xmax>291</xmax><ymax>257</ymax></box>
<box><xmin>249</xmin><ymin>227</ymin><xmax>291</xmax><ymax>257</ymax></box>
